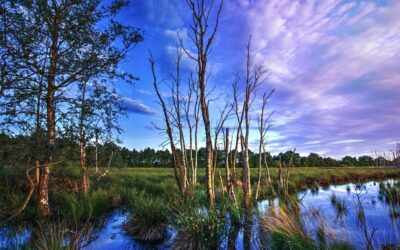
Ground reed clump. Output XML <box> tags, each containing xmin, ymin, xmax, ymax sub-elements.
<box><xmin>379</xmin><ymin>182</ymin><xmax>400</xmax><ymax>205</ymax></box>
<box><xmin>171</xmin><ymin>198</ymin><xmax>228</xmax><ymax>250</ymax></box>
<box><xmin>56</xmin><ymin>189</ymin><xmax>111</xmax><ymax>223</ymax></box>
<box><xmin>31</xmin><ymin>219</ymin><xmax>93</xmax><ymax>250</ymax></box>
<box><xmin>331</xmin><ymin>194</ymin><xmax>347</xmax><ymax>215</ymax></box>
<box><xmin>123</xmin><ymin>191</ymin><xmax>169</xmax><ymax>243</ymax></box>
<box><xmin>261</xmin><ymin>206</ymin><xmax>315</xmax><ymax>249</ymax></box>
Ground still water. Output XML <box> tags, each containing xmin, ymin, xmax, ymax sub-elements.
<box><xmin>1</xmin><ymin>180</ymin><xmax>399</xmax><ymax>249</ymax></box>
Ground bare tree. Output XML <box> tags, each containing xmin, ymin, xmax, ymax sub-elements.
<box><xmin>170</xmin><ymin>49</ymin><xmax>188</xmax><ymax>190</ymax></box>
<box><xmin>235</xmin><ymin>37</ymin><xmax>268</xmax><ymax>208</ymax></box>
<box><xmin>223</xmin><ymin>127</ymin><xmax>237</xmax><ymax>204</ymax></box>
<box><xmin>183</xmin><ymin>74</ymin><xmax>201</xmax><ymax>185</ymax></box>
<box><xmin>211</xmin><ymin>100</ymin><xmax>232</xmax><ymax>194</ymax></box>
<box><xmin>193</xmin><ymin>78</ymin><xmax>201</xmax><ymax>185</ymax></box>
<box><xmin>149</xmin><ymin>54</ymin><xmax>185</xmax><ymax>194</ymax></box>
<box><xmin>181</xmin><ymin>0</ymin><xmax>224</xmax><ymax>207</ymax></box>
<box><xmin>262</xmin><ymin>144</ymin><xmax>271</xmax><ymax>184</ymax></box>
<box><xmin>254</xmin><ymin>90</ymin><xmax>274</xmax><ymax>200</ymax></box>
<box><xmin>231</xmin><ymin>76</ymin><xmax>242</xmax><ymax>183</ymax></box>
<box><xmin>183</xmin><ymin>75</ymin><xmax>194</xmax><ymax>185</ymax></box>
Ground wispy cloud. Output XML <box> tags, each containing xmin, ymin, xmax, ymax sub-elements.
<box><xmin>122</xmin><ymin>98</ymin><xmax>156</xmax><ymax>115</ymax></box>
<box><xmin>226</xmin><ymin>0</ymin><xmax>400</xmax><ymax>156</ymax></box>
<box><xmin>116</xmin><ymin>0</ymin><xmax>400</xmax><ymax>155</ymax></box>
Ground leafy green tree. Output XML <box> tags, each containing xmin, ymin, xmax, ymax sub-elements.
<box><xmin>141</xmin><ymin>148</ymin><xmax>156</xmax><ymax>167</ymax></box>
<box><xmin>358</xmin><ymin>156</ymin><xmax>374</xmax><ymax>166</ymax></box>
<box><xmin>1</xmin><ymin>0</ymin><xmax>142</xmax><ymax>215</ymax></box>
<box><xmin>322</xmin><ymin>157</ymin><xmax>340</xmax><ymax>167</ymax></box>
<box><xmin>341</xmin><ymin>156</ymin><xmax>358</xmax><ymax>166</ymax></box>
<box><xmin>308</xmin><ymin>153</ymin><xmax>322</xmax><ymax>167</ymax></box>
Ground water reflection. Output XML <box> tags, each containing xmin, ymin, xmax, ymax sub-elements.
<box><xmin>84</xmin><ymin>210</ymin><xmax>175</xmax><ymax>250</ymax></box>
<box><xmin>1</xmin><ymin>180</ymin><xmax>399</xmax><ymax>249</ymax></box>
<box><xmin>297</xmin><ymin>180</ymin><xmax>400</xmax><ymax>249</ymax></box>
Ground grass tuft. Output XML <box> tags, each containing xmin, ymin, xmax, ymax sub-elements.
<box><xmin>123</xmin><ymin>191</ymin><xmax>169</xmax><ymax>243</ymax></box>
<box><xmin>261</xmin><ymin>206</ymin><xmax>315</xmax><ymax>250</ymax></box>
<box><xmin>331</xmin><ymin>194</ymin><xmax>347</xmax><ymax>215</ymax></box>
<box><xmin>171</xmin><ymin>198</ymin><xmax>228</xmax><ymax>250</ymax></box>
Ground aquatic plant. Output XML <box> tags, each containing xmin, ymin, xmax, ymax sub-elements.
<box><xmin>331</xmin><ymin>194</ymin><xmax>347</xmax><ymax>214</ymax></box>
<box><xmin>379</xmin><ymin>182</ymin><xmax>400</xmax><ymax>205</ymax></box>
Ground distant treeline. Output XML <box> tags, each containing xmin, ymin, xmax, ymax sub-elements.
<box><xmin>1</xmin><ymin>133</ymin><xmax>399</xmax><ymax>168</ymax></box>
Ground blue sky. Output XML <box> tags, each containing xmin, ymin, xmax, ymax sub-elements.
<box><xmin>112</xmin><ymin>0</ymin><xmax>400</xmax><ymax>158</ymax></box>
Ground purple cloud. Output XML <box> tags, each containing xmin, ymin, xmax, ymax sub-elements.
<box><xmin>113</xmin><ymin>0</ymin><xmax>399</xmax><ymax>155</ymax></box>
<box><xmin>219</xmin><ymin>0</ymin><xmax>400</xmax><ymax>157</ymax></box>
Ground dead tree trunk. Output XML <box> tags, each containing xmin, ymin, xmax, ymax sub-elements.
<box><xmin>255</xmin><ymin>91</ymin><xmax>274</xmax><ymax>200</ymax></box>
<box><xmin>182</xmin><ymin>0</ymin><xmax>223</xmax><ymax>207</ymax></box>
<box><xmin>225</xmin><ymin>128</ymin><xmax>236</xmax><ymax>203</ymax></box>
<box><xmin>263</xmin><ymin>144</ymin><xmax>271</xmax><ymax>184</ymax></box>
<box><xmin>171</xmin><ymin>50</ymin><xmax>188</xmax><ymax>190</ymax></box>
<box><xmin>192</xmin><ymin>80</ymin><xmax>200</xmax><ymax>185</ymax></box>
<box><xmin>235</xmin><ymin>37</ymin><xmax>268</xmax><ymax>208</ymax></box>
<box><xmin>225</xmin><ymin>128</ymin><xmax>231</xmax><ymax>190</ymax></box>
<box><xmin>232</xmin><ymin>76</ymin><xmax>243</xmax><ymax>183</ymax></box>
<box><xmin>150</xmin><ymin>54</ymin><xmax>185</xmax><ymax>194</ymax></box>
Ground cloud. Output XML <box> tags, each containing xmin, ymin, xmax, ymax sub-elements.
<box><xmin>117</xmin><ymin>0</ymin><xmax>399</xmax><ymax>156</ymax></box>
<box><xmin>224</xmin><ymin>0</ymin><xmax>400</xmax><ymax>157</ymax></box>
<box><xmin>122</xmin><ymin>98</ymin><xmax>156</xmax><ymax>115</ymax></box>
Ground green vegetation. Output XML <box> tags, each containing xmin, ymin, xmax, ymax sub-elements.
<box><xmin>172</xmin><ymin>204</ymin><xmax>228</xmax><ymax>249</ymax></box>
<box><xmin>0</xmin><ymin>166</ymin><xmax>399</xmax><ymax>248</ymax></box>
<box><xmin>123</xmin><ymin>190</ymin><xmax>169</xmax><ymax>243</ymax></box>
<box><xmin>261</xmin><ymin>206</ymin><xmax>315</xmax><ymax>250</ymax></box>
<box><xmin>31</xmin><ymin>221</ymin><xmax>93</xmax><ymax>250</ymax></box>
<box><xmin>1</xmin><ymin>166</ymin><xmax>399</xmax><ymax>224</ymax></box>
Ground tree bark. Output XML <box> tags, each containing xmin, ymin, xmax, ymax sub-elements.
<box><xmin>79</xmin><ymin>82</ymin><xmax>89</xmax><ymax>193</ymax></box>
<box><xmin>183</xmin><ymin>0</ymin><xmax>223</xmax><ymax>207</ymax></box>
<box><xmin>38</xmin><ymin>7</ymin><xmax>60</xmax><ymax>215</ymax></box>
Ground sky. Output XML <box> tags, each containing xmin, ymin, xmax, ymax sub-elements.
<box><xmin>112</xmin><ymin>0</ymin><xmax>400</xmax><ymax>158</ymax></box>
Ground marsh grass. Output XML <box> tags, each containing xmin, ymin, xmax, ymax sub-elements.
<box><xmin>31</xmin><ymin>219</ymin><xmax>94</xmax><ymax>250</ymax></box>
<box><xmin>123</xmin><ymin>190</ymin><xmax>169</xmax><ymax>243</ymax></box>
<box><xmin>1</xmin><ymin>167</ymin><xmax>400</xmax><ymax>249</ymax></box>
<box><xmin>54</xmin><ymin>189</ymin><xmax>113</xmax><ymax>223</ymax></box>
<box><xmin>261</xmin><ymin>206</ymin><xmax>315</xmax><ymax>249</ymax></box>
<box><xmin>379</xmin><ymin>182</ymin><xmax>400</xmax><ymax>205</ymax></box>
<box><xmin>171</xmin><ymin>197</ymin><xmax>228</xmax><ymax>250</ymax></box>
<box><xmin>331</xmin><ymin>194</ymin><xmax>348</xmax><ymax>215</ymax></box>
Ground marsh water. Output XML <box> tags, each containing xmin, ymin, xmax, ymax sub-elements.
<box><xmin>1</xmin><ymin>179</ymin><xmax>399</xmax><ymax>249</ymax></box>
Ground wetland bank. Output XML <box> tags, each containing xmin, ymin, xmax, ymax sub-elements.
<box><xmin>1</xmin><ymin>168</ymin><xmax>400</xmax><ymax>249</ymax></box>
